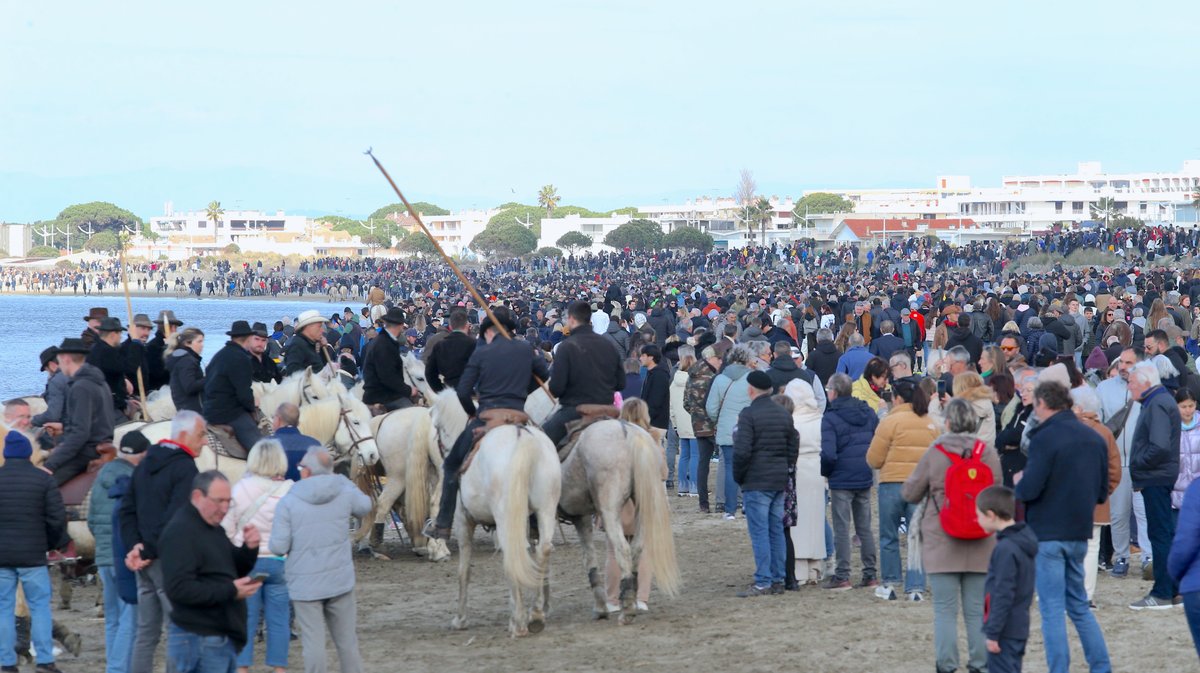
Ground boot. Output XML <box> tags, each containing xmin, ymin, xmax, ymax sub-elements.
<box><xmin>370</xmin><ymin>522</ymin><xmax>385</xmax><ymax>546</ymax></box>
<box><xmin>53</xmin><ymin>621</ymin><xmax>82</xmax><ymax>657</ymax></box>
<box><xmin>429</xmin><ymin>479</ymin><xmax>459</xmax><ymax>540</ymax></box>
<box><xmin>14</xmin><ymin>616</ymin><xmax>31</xmax><ymax>664</ymax></box>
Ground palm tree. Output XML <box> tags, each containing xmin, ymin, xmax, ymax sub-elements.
<box><xmin>537</xmin><ymin>185</ymin><xmax>560</xmax><ymax>217</ymax></box>
<box><xmin>205</xmin><ymin>200</ymin><xmax>224</xmax><ymax>241</ymax></box>
<box><xmin>753</xmin><ymin>197</ymin><xmax>773</xmax><ymax>242</ymax></box>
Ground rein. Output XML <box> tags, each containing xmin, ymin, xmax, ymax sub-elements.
<box><xmin>335</xmin><ymin>406</ymin><xmax>373</xmax><ymax>464</ymax></box>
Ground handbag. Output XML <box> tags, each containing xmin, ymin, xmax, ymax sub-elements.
<box><xmin>1105</xmin><ymin>396</ymin><xmax>1134</xmax><ymax>439</ymax></box>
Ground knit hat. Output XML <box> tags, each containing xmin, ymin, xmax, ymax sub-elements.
<box><xmin>2</xmin><ymin>431</ymin><xmax>32</xmax><ymax>460</ymax></box>
<box><xmin>1084</xmin><ymin>346</ymin><xmax>1111</xmax><ymax>371</ymax></box>
<box><xmin>746</xmin><ymin>370</ymin><xmax>773</xmax><ymax>392</ymax></box>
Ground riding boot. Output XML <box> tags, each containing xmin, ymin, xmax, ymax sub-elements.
<box><xmin>370</xmin><ymin>522</ymin><xmax>386</xmax><ymax>546</ymax></box>
<box><xmin>431</xmin><ymin>477</ymin><xmax>459</xmax><ymax>538</ymax></box>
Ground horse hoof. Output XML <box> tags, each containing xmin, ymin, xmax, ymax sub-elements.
<box><xmin>510</xmin><ymin>628</ymin><xmax>530</xmax><ymax>638</ymax></box>
<box><xmin>429</xmin><ymin>540</ymin><xmax>451</xmax><ymax>562</ymax></box>
<box><xmin>450</xmin><ymin>617</ymin><xmax>467</xmax><ymax>631</ymax></box>
<box><xmin>617</xmin><ymin>613</ymin><xmax>635</xmax><ymax>626</ymax></box>
<box><xmin>413</xmin><ymin>545</ymin><xmax>429</xmax><ymax>557</ymax></box>
<box><xmin>371</xmin><ymin>551</ymin><xmax>391</xmax><ymax>561</ymax></box>
<box><xmin>527</xmin><ymin>616</ymin><xmax>545</xmax><ymax>634</ymax></box>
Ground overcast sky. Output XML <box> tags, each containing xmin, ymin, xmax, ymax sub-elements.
<box><xmin>3</xmin><ymin>1</ymin><xmax>1198</xmax><ymax>222</ymax></box>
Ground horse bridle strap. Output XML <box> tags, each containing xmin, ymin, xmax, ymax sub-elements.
<box><xmin>335</xmin><ymin>406</ymin><xmax>372</xmax><ymax>462</ymax></box>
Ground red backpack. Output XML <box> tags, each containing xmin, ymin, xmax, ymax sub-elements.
<box><xmin>933</xmin><ymin>440</ymin><xmax>994</xmax><ymax>540</ymax></box>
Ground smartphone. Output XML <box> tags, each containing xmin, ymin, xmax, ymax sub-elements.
<box><xmin>936</xmin><ymin>379</ymin><xmax>947</xmax><ymax>397</ymax></box>
<box><xmin>881</xmin><ymin>390</ymin><xmax>894</xmax><ymax>404</ymax></box>
<box><xmin>249</xmin><ymin>572</ymin><xmax>269</xmax><ymax>582</ymax></box>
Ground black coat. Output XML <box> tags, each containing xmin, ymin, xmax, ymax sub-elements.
<box><xmin>646</xmin><ymin>308</ymin><xmax>674</xmax><ymax>348</ymax></box>
<box><xmin>457</xmin><ymin>337</ymin><xmax>550</xmax><ymax>416</ymax></box>
<box><xmin>805</xmin><ymin>341</ymin><xmax>840</xmax><ymax>387</ymax></box>
<box><xmin>640</xmin><ymin>362</ymin><xmax>671</xmax><ymax>429</ymax></box>
<box><xmin>983</xmin><ymin>522</ymin><xmax>1038</xmax><ymax>641</ymax></box>
<box><xmin>145</xmin><ymin>332</ymin><xmax>170</xmax><ymax>391</ymax></box>
<box><xmin>868</xmin><ymin>333</ymin><xmax>905</xmax><ymax>362</ymax></box>
<box><xmin>44</xmin><ymin>364</ymin><xmax>114</xmax><ymax>473</ymax></box>
<box><xmin>0</xmin><ymin>458</ymin><xmax>68</xmax><ymax>567</ymax></box>
<box><xmin>424</xmin><ymin>331</ymin><xmax>476</xmax><ymax>393</ymax></box>
<box><xmin>1015</xmin><ymin>410</ymin><xmax>1109</xmax><ymax>542</ymax></box>
<box><xmin>166</xmin><ymin>347</ymin><xmax>205</xmax><ymax>414</ymax></box>
<box><xmin>946</xmin><ymin>323</ymin><xmax>983</xmax><ymax>365</ymax></box>
<box><xmin>361</xmin><ymin>329</ymin><xmax>412</xmax><ymax>406</ymax></box>
<box><xmin>548</xmin><ymin>329</ymin><xmax>625</xmax><ymax>408</ymax></box>
<box><xmin>118</xmin><ymin>442</ymin><xmax>199</xmax><ymax>561</ymax></box>
<box><xmin>87</xmin><ymin>337</ymin><xmax>129</xmax><ymax>412</ymax></box>
<box><xmin>732</xmin><ymin>396</ymin><xmax>799</xmax><ymax>492</ymax></box>
<box><xmin>765</xmin><ymin>356</ymin><xmax>813</xmax><ymax>393</ymax></box>
<box><xmin>250</xmin><ymin>353</ymin><xmax>282</xmax><ymax>385</ymax></box>
<box><xmin>283</xmin><ymin>334</ymin><xmax>326</xmax><ymax>377</ymax></box>
<box><xmin>1129</xmin><ymin>385</ymin><xmax>1182</xmax><ymax>489</ymax></box>
<box><xmin>202</xmin><ymin>341</ymin><xmax>256</xmax><ymax>424</ymax></box>
<box><xmin>160</xmin><ymin>503</ymin><xmax>257</xmax><ymax>649</ymax></box>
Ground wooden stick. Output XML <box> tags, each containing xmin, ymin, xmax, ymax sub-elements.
<box><xmin>118</xmin><ymin>234</ymin><xmax>150</xmax><ymax>421</ymax></box>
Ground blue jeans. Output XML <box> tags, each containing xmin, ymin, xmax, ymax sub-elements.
<box><xmin>0</xmin><ymin>566</ymin><xmax>53</xmax><ymax>666</ymax></box>
<box><xmin>718</xmin><ymin>445</ymin><xmax>740</xmax><ymax>515</ymax></box>
<box><xmin>743</xmin><ymin>490</ymin><xmax>786</xmax><ymax>587</ymax></box>
<box><xmin>1184</xmin><ymin>592</ymin><xmax>1200</xmax><ymax>661</ymax></box>
<box><xmin>99</xmin><ymin>565</ymin><xmax>136</xmax><ymax>673</ymax></box>
<box><xmin>878</xmin><ymin>482</ymin><xmax>924</xmax><ymax>592</ymax></box>
<box><xmin>167</xmin><ymin>622</ymin><xmax>238</xmax><ymax>673</ymax></box>
<box><xmin>237</xmin><ymin>557</ymin><xmax>289</xmax><ymax>669</ymax></box>
<box><xmin>1142</xmin><ymin>485</ymin><xmax>1179</xmax><ymax>599</ymax></box>
<box><xmin>677</xmin><ymin>438</ymin><xmax>698</xmax><ymax>494</ymax></box>
<box><xmin>1035</xmin><ymin>540</ymin><xmax>1112</xmax><ymax>673</ymax></box>
<box><xmin>824</xmin><ymin>490</ymin><xmax>834</xmax><ymax>558</ymax></box>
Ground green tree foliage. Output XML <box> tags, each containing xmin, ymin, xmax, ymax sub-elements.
<box><xmin>28</xmin><ymin>245</ymin><xmax>59</xmax><ymax>258</ymax></box>
<box><xmin>538</xmin><ymin>185</ymin><xmax>560</xmax><ymax>216</ymax></box>
<box><xmin>399</xmin><ymin>231</ymin><xmax>439</xmax><ymax>255</ymax></box>
<box><xmin>140</xmin><ymin>223</ymin><xmax>160</xmax><ymax>242</ymax></box>
<box><xmin>206</xmin><ymin>201</ymin><xmax>224</xmax><ymax>230</ymax></box>
<box><xmin>792</xmin><ymin>192</ymin><xmax>854</xmax><ymax>218</ymax></box>
<box><xmin>470</xmin><ymin>222</ymin><xmax>538</xmax><ymax>257</ymax></box>
<box><xmin>663</xmin><ymin>226</ymin><xmax>714</xmax><ymax>252</ymax></box>
<box><xmin>223</xmin><ymin>243</ymin><xmax>241</xmax><ymax>254</ymax></box>
<box><xmin>555</xmin><ymin>230</ymin><xmax>593</xmax><ymax>253</ymax></box>
<box><xmin>1108</xmin><ymin>215</ymin><xmax>1144</xmax><ymax>230</ymax></box>
<box><xmin>84</xmin><ymin>231</ymin><xmax>121</xmax><ymax>252</ymax></box>
<box><xmin>603</xmin><ymin>219</ymin><xmax>664</xmax><ymax>251</ymax></box>
<box><xmin>610</xmin><ymin>206</ymin><xmax>642</xmax><ymax>217</ymax></box>
<box><xmin>536</xmin><ymin>246</ymin><xmax>563</xmax><ymax>258</ymax></box>
<box><xmin>54</xmin><ymin>202</ymin><xmax>142</xmax><ymax>234</ymax></box>
<box><xmin>362</xmin><ymin>233</ymin><xmax>394</xmax><ymax>249</ymax></box>
<box><xmin>487</xmin><ymin>204</ymin><xmax>545</xmax><ymax>237</ymax></box>
<box><xmin>368</xmin><ymin>202</ymin><xmax>449</xmax><ymax>221</ymax></box>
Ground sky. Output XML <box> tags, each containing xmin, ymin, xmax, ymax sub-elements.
<box><xmin>2</xmin><ymin>1</ymin><xmax>1199</xmax><ymax>223</ymax></box>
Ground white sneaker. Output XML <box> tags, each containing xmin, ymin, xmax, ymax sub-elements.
<box><xmin>908</xmin><ymin>591</ymin><xmax>924</xmax><ymax>602</ymax></box>
<box><xmin>605</xmin><ymin>602</ymin><xmax>620</xmax><ymax>614</ymax></box>
<box><xmin>874</xmin><ymin>584</ymin><xmax>897</xmax><ymax>601</ymax></box>
<box><xmin>723</xmin><ymin>513</ymin><xmax>736</xmax><ymax>521</ymax></box>
<box><xmin>636</xmin><ymin>601</ymin><xmax>649</xmax><ymax>612</ymax></box>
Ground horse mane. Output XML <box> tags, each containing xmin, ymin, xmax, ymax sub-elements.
<box><xmin>297</xmin><ymin>398</ymin><xmax>341</xmax><ymax>443</ymax></box>
<box><xmin>431</xmin><ymin>389</ymin><xmax>467</xmax><ymax>440</ymax></box>
<box><xmin>259</xmin><ymin>371</ymin><xmax>317</xmax><ymax>418</ymax></box>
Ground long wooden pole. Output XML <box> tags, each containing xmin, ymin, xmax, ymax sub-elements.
<box><xmin>364</xmin><ymin>149</ymin><xmax>556</xmax><ymax>401</ymax></box>
<box><xmin>118</xmin><ymin>233</ymin><xmax>150</xmax><ymax>421</ymax></box>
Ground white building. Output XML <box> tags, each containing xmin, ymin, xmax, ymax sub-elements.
<box><xmin>148</xmin><ymin>209</ymin><xmax>311</xmax><ymax>245</ymax></box>
<box><xmin>638</xmin><ymin>196</ymin><xmax>797</xmax><ymax>240</ymax></box>
<box><xmin>538</xmin><ymin>214</ymin><xmax>633</xmax><ymax>253</ymax></box>
<box><xmin>418</xmin><ymin>210</ymin><xmax>494</xmax><ymax>256</ymax></box>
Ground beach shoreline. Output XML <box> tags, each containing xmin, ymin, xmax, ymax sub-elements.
<box><xmin>0</xmin><ymin>289</ymin><xmax>361</xmax><ymax>303</ymax></box>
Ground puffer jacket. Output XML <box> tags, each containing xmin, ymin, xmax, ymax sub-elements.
<box><xmin>0</xmin><ymin>458</ymin><xmax>68</xmax><ymax>567</ymax></box>
<box><xmin>805</xmin><ymin>341</ymin><xmax>840</xmax><ymax>388</ymax></box>
<box><xmin>866</xmin><ymin>403</ymin><xmax>939</xmax><ymax>483</ymax></box>
<box><xmin>166</xmin><ymin>347</ymin><xmax>205</xmax><ymax>414</ymax></box>
<box><xmin>223</xmin><ymin>474</ymin><xmax>293</xmax><ymax>555</ymax></box>
<box><xmin>1175</xmin><ymin>419</ymin><xmax>1200</xmax><ymax>509</ymax></box>
<box><xmin>87</xmin><ymin>458</ymin><xmax>135</xmax><ymax>567</ymax></box>
<box><xmin>705</xmin><ymin>363</ymin><xmax>752</xmax><ymax>446</ymax></box>
<box><xmin>820</xmin><ymin>396</ymin><xmax>879</xmax><ymax>490</ymax></box>
<box><xmin>1130</xmin><ymin>385</ymin><xmax>1182</xmax><ymax>489</ymax></box>
<box><xmin>851</xmin><ymin>376</ymin><xmax>884</xmax><ymax>413</ymax></box>
<box><xmin>605</xmin><ymin>321</ymin><xmax>631</xmax><ymax>358</ymax></box>
<box><xmin>958</xmin><ymin>385</ymin><xmax>998</xmax><ymax>447</ymax></box>
<box><xmin>669</xmin><ymin>369</ymin><xmax>696</xmax><ymax>440</ymax></box>
<box><xmin>683</xmin><ymin>360</ymin><xmax>717</xmax><ymax>438</ymax></box>
<box><xmin>902</xmin><ymin>432</ymin><xmax>1002</xmax><ymax>573</ymax></box>
<box><xmin>270</xmin><ymin>474</ymin><xmax>372</xmax><ymax>601</ymax></box>
<box><xmin>732</xmin><ymin>396</ymin><xmax>799</xmax><ymax>492</ymax></box>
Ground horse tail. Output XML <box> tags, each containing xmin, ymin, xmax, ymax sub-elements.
<box><xmin>402</xmin><ymin>411</ymin><xmax>433</xmax><ymax>538</ymax></box>
<box><xmin>500</xmin><ymin>428</ymin><xmax>540</xmax><ymax>591</ymax></box>
<box><xmin>632</xmin><ymin>427</ymin><xmax>681</xmax><ymax>596</ymax></box>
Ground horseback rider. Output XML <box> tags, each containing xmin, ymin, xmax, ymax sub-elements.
<box><xmin>283</xmin><ymin>310</ymin><xmax>332</xmax><ymax>377</ymax></box>
<box><xmin>423</xmin><ymin>308</ymin><xmax>476</xmax><ymax>392</ymax></box>
<box><xmin>201</xmin><ymin>321</ymin><xmax>263</xmax><ymax>451</ymax></box>
<box><xmin>87</xmin><ymin>316</ymin><xmax>134</xmax><ymax>421</ymax></box>
<box><xmin>145</xmin><ymin>310</ymin><xmax>183</xmax><ymax>391</ymax></box>
<box><xmin>43</xmin><ymin>338</ymin><xmax>115</xmax><ymax>486</ymax></box>
<box><xmin>429</xmin><ymin>306</ymin><xmax>549</xmax><ymax>540</ymax></box>
<box><xmin>542</xmin><ymin>301</ymin><xmax>626</xmax><ymax>447</ymax></box>
<box><xmin>361</xmin><ymin>307</ymin><xmax>416</xmax><ymax>411</ymax></box>
<box><xmin>248</xmin><ymin>322</ymin><xmax>282</xmax><ymax>384</ymax></box>
<box><xmin>121</xmin><ymin>313</ymin><xmax>154</xmax><ymax>399</ymax></box>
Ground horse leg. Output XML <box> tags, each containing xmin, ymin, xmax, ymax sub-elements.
<box><xmin>528</xmin><ymin>507</ymin><xmax>556</xmax><ymax>634</ymax></box>
<box><xmin>450</xmin><ymin>515</ymin><xmax>475</xmax><ymax>631</ymax></box>
<box><xmin>599</xmin><ymin>507</ymin><xmax>635</xmax><ymax>624</ymax></box>
<box><xmin>425</xmin><ymin>457</ymin><xmax>451</xmax><ymax>562</ymax></box>
<box><xmin>572</xmin><ymin>516</ymin><xmax>609</xmax><ymax>619</ymax></box>
<box><xmin>372</xmin><ymin>478</ymin><xmax>404</xmax><ymax>553</ymax></box>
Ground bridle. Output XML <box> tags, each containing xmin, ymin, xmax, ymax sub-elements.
<box><xmin>401</xmin><ymin>359</ymin><xmax>428</xmax><ymax>406</ymax></box>
<box><xmin>334</xmin><ymin>405</ymin><xmax>375</xmax><ymax>464</ymax></box>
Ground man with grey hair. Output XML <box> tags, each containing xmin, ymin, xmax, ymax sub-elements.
<box><xmin>868</xmin><ymin>320</ymin><xmax>904</xmax><ymax>362</ymax></box>
<box><xmin>806</xmin><ymin>327</ymin><xmax>840</xmax><ymax>387</ymax></box>
<box><xmin>1097</xmin><ymin>346</ymin><xmax>1146</xmax><ymax>579</ymax></box>
<box><xmin>820</xmin><ymin>372</ymin><xmax>879</xmax><ymax>590</ymax></box>
<box><xmin>939</xmin><ymin>346</ymin><xmax>973</xmax><ymax>400</ymax></box>
<box><xmin>1126</xmin><ymin>359</ymin><xmax>1181</xmax><ymax>610</ymax></box>
<box><xmin>271</xmin><ymin>448</ymin><xmax>372</xmax><ymax>672</ymax></box>
<box><xmin>835</xmin><ymin>333</ymin><xmax>872</xmax><ymax>380</ymax></box>
<box><xmin>119</xmin><ymin>409</ymin><xmax>206</xmax><ymax>673</ymax></box>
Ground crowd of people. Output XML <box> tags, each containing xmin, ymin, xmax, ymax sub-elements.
<box><xmin>5</xmin><ymin>237</ymin><xmax>1200</xmax><ymax>671</ymax></box>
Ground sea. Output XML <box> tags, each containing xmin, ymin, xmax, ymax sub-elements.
<box><xmin>0</xmin><ymin>294</ymin><xmax>327</xmax><ymax>399</ymax></box>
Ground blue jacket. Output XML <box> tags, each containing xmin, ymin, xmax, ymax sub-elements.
<box><xmin>109</xmin><ymin>475</ymin><xmax>138</xmax><ymax>605</ymax></box>
<box><xmin>1170</xmin><ymin>479</ymin><xmax>1200</xmax><ymax>594</ymax></box>
<box><xmin>272</xmin><ymin>426</ymin><xmax>322</xmax><ymax>482</ymax></box>
<box><xmin>835</xmin><ymin>346</ymin><xmax>873</xmax><ymax>381</ymax></box>
<box><xmin>1015</xmin><ymin>410</ymin><xmax>1109</xmax><ymax>542</ymax></box>
<box><xmin>983</xmin><ymin>522</ymin><xmax>1038</xmax><ymax>641</ymax></box>
<box><xmin>1130</xmin><ymin>385</ymin><xmax>1182</xmax><ymax>489</ymax></box>
<box><xmin>820</xmin><ymin>396</ymin><xmax>878</xmax><ymax>490</ymax></box>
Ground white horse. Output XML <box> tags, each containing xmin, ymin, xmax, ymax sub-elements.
<box><xmin>524</xmin><ymin>386</ymin><xmax>557</xmax><ymax>425</ymax></box>
<box><xmin>401</xmin><ymin>352</ymin><xmax>436</xmax><ymax>404</ymax></box>
<box><xmin>430</xmin><ymin>390</ymin><xmax>561</xmax><ymax>637</ymax></box>
<box><xmin>558</xmin><ymin>419</ymin><xmax>681</xmax><ymax>622</ymax></box>
<box><xmin>257</xmin><ymin>368</ymin><xmax>335</xmax><ymax>419</ymax></box>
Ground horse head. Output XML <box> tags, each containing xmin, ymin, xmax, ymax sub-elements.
<box><xmin>401</xmin><ymin>352</ymin><xmax>435</xmax><ymax>405</ymax></box>
<box><xmin>429</xmin><ymin>389</ymin><xmax>467</xmax><ymax>456</ymax></box>
<box><xmin>332</xmin><ymin>391</ymin><xmax>380</xmax><ymax>467</ymax></box>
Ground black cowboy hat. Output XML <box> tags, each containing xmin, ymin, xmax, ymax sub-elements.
<box><xmin>83</xmin><ymin>307</ymin><xmax>108</xmax><ymax>322</ymax></box>
<box><xmin>480</xmin><ymin>306</ymin><xmax>518</xmax><ymax>334</ymax></box>
<box><xmin>39</xmin><ymin>346</ymin><xmax>59</xmax><ymax>371</ymax></box>
<box><xmin>251</xmin><ymin>322</ymin><xmax>270</xmax><ymax>338</ymax></box>
<box><xmin>97</xmin><ymin>317</ymin><xmax>126</xmax><ymax>332</ymax></box>
<box><xmin>227</xmin><ymin>320</ymin><xmax>255</xmax><ymax>337</ymax></box>
<box><xmin>154</xmin><ymin>310</ymin><xmax>183</xmax><ymax>326</ymax></box>
<box><xmin>379</xmin><ymin>307</ymin><xmax>407</xmax><ymax>325</ymax></box>
<box><xmin>56</xmin><ymin>338</ymin><xmax>90</xmax><ymax>355</ymax></box>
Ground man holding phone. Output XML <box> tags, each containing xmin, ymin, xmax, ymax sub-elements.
<box><xmin>159</xmin><ymin>470</ymin><xmax>261</xmax><ymax>673</ymax></box>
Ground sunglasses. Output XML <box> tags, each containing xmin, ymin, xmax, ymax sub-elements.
<box><xmin>1000</xmin><ymin>346</ymin><xmax>1018</xmax><ymax>353</ymax></box>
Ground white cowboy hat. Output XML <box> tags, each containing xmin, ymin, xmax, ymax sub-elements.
<box><xmin>294</xmin><ymin>310</ymin><xmax>328</xmax><ymax>331</ymax></box>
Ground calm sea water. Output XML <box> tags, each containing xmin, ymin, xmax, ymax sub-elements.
<box><xmin>0</xmin><ymin>294</ymin><xmax>330</xmax><ymax>398</ymax></box>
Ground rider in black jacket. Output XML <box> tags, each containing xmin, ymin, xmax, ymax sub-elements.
<box><xmin>361</xmin><ymin>308</ymin><xmax>415</xmax><ymax>410</ymax></box>
<box><xmin>542</xmin><ymin>301</ymin><xmax>625</xmax><ymax>446</ymax></box>
<box><xmin>423</xmin><ymin>309</ymin><xmax>476</xmax><ymax>393</ymax></box>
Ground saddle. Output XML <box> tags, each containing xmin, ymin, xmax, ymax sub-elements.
<box><xmin>368</xmin><ymin>404</ymin><xmax>389</xmax><ymax>418</ymax></box>
<box><xmin>60</xmin><ymin>441</ymin><xmax>116</xmax><ymax>519</ymax></box>
<box><xmin>557</xmin><ymin>404</ymin><xmax>620</xmax><ymax>460</ymax></box>
<box><xmin>207</xmin><ymin>426</ymin><xmax>249</xmax><ymax>460</ymax></box>
<box><xmin>459</xmin><ymin>408</ymin><xmax>532</xmax><ymax>476</ymax></box>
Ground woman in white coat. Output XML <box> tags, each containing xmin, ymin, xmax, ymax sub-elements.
<box><xmin>669</xmin><ymin>346</ymin><xmax>699</xmax><ymax>496</ymax></box>
<box><xmin>785</xmin><ymin>377</ymin><xmax>826</xmax><ymax>585</ymax></box>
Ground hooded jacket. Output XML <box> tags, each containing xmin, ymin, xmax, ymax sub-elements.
<box><xmin>605</xmin><ymin>320</ymin><xmax>631</xmax><ymax>358</ymax></box>
<box><xmin>167</xmin><ymin>347</ymin><xmax>205</xmax><ymax>413</ymax></box>
<box><xmin>805</xmin><ymin>341</ymin><xmax>840</xmax><ymax>387</ymax></box>
<box><xmin>1129</xmin><ymin>385</ymin><xmax>1182</xmax><ymax>488</ymax></box>
<box><xmin>646</xmin><ymin>307</ymin><xmax>674</xmax><ymax>348</ymax></box>
<box><xmin>118</xmin><ymin>442</ymin><xmax>199</xmax><ymax>561</ymax></box>
<box><xmin>32</xmin><ymin>370</ymin><xmax>68</xmax><ymax>426</ymax></box>
<box><xmin>669</xmin><ymin>368</ymin><xmax>696</xmax><ymax>440</ymax></box>
<box><xmin>820</xmin><ymin>396</ymin><xmax>879</xmax><ymax>490</ymax></box>
<box><xmin>269</xmin><ymin>473</ymin><xmax>372</xmax><ymax>601</ymax></box>
<box><xmin>87</xmin><ymin>457</ymin><xmax>136</xmax><ymax>567</ymax></box>
<box><xmin>683</xmin><ymin>360</ymin><xmax>717</xmax><ymax>438</ymax></box>
<box><xmin>44</xmin><ymin>363</ymin><xmax>114</xmax><ymax>473</ymax></box>
<box><xmin>705</xmin><ymin>363</ymin><xmax>752</xmax><ymax>446</ymax></box>
<box><xmin>983</xmin><ymin>523</ymin><xmax>1038</xmax><ymax>641</ymax></box>
<box><xmin>945</xmin><ymin>322</ymin><xmax>983</xmax><ymax>365</ymax></box>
